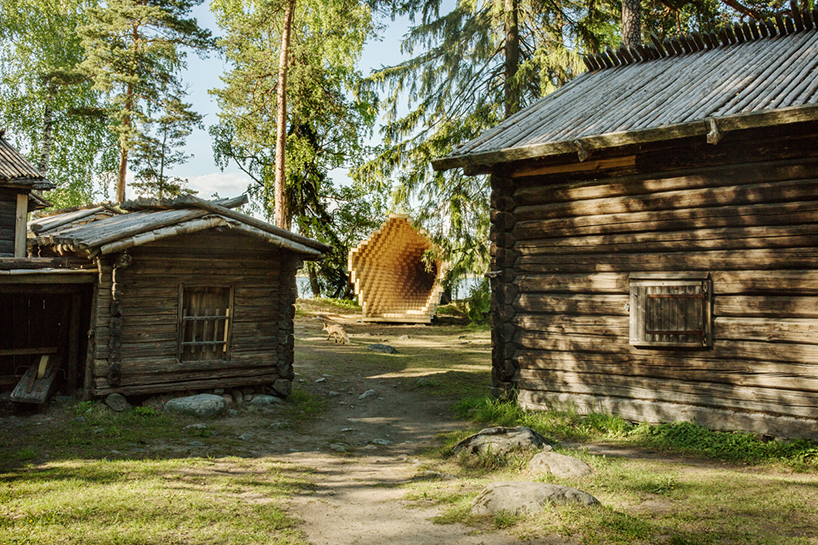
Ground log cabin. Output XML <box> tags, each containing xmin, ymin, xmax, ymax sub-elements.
<box><xmin>26</xmin><ymin>195</ymin><xmax>328</xmax><ymax>400</ymax></box>
<box><xmin>349</xmin><ymin>214</ymin><xmax>447</xmax><ymax>323</ymax></box>
<box><xmin>433</xmin><ymin>6</ymin><xmax>818</xmax><ymax>438</ymax></box>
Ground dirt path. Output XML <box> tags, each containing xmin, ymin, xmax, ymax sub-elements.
<box><xmin>279</xmin><ymin>312</ymin><xmax>543</xmax><ymax>545</ymax></box>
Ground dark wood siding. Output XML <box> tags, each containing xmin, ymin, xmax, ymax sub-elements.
<box><xmin>0</xmin><ymin>189</ymin><xmax>19</xmax><ymax>256</ymax></box>
<box><xmin>91</xmin><ymin>229</ymin><xmax>300</xmax><ymax>396</ymax></box>
<box><xmin>491</xmin><ymin>123</ymin><xmax>818</xmax><ymax>438</ymax></box>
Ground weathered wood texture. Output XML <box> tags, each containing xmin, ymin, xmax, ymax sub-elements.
<box><xmin>90</xmin><ymin>229</ymin><xmax>300</xmax><ymax>396</ymax></box>
<box><xmin>0</xmin><ymin>189</ymin><xmax>18</xmax><ymax>256</ymax></box>
<box><xmin>492</xmin><ymin>125</ymin><xmax>818</xmax><ymax>438</ymax></box>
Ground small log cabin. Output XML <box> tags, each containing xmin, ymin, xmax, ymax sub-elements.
<box><xmin>23</xmin><ymin>195</ymin><xmax>328</xmax><ymax>400</ymax></box>
<box><xmin>349</xmin><ymin>214</ymin><xmax>447</xmax><ymax>323</ymax></box>
<box><xmin>434</xmin><ymin>7</ymin><xmax>818</xmax><ymax>438</ymax></box>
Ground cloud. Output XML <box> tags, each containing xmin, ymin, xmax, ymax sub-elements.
<box><xmin>186</xmin><ymin>171</ymin><xmax>253</xmax><ymax>199</ymax></box>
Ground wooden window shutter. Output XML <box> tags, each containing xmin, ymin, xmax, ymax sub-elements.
<box><xmin>629</xmin><ymin>272</ymin><xmax>712</xmax><ymax>348</ymax></box>
<box><xmin>177</xmin><ymin>285</ymin><xmax>234</xmax><ymax>362</ymax></box>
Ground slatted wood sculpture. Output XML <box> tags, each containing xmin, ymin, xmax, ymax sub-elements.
<box><xmin>349</xmin><ymin>214</ymin><xmax>446</xmax><ymax>323</ymax></box>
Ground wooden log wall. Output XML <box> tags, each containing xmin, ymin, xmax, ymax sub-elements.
<box><xmin>90</xmin><ymin>230</ymin><xmax>299</xmax><ymax>397</ymax></box>
<box><xmin>0</xmin><ymin>189</ymin><xmax>19</xmax><ymax>256</ymax></box>
<box><xmin>491</xmin><ymin>121</ymin><xmax>818</xmax><ymax>438</ymax></box>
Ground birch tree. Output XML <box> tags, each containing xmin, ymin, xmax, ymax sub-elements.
<box><xmin>0</xmin><ymin>0</ymin><xmax>116</xmax><ymax>206</ymax></box>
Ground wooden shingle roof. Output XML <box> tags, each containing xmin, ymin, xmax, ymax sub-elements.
<box><xmin>0</xmin><ymin>135</ymin><xmax>53</xmax><ymax>189</ymax></box>
<box><xmin>433</xmin><ymin>8</ymin><xmax>818</xmax><ymax>173</ymax></box>
<box><xmin>31</xmin><ymin>195</ymin><xmax>329</xmax><ymax>259</ymax></box>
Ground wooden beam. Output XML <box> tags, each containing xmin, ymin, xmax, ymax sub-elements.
<box><xmin>0</xmin><ymin>347</ymin><xmax>58</xmax><ymax>357</ymax></box>
<box><xmin>511</xmin><ymin>156</ymin><xmax>636</xmax><ymax>178</ymax></box>
<box><xmin>14</xmin><ymin>193</ymin><xmax>27</xmax><ymax>257</ymax></box>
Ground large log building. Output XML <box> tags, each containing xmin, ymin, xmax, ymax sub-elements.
<box><xmin>434</xmin><ymin>7</ymin><xmax>818</xmax><ymax>438</ymax></box>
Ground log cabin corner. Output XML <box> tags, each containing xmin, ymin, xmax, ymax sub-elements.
<box><xmin>433</xmin><ymin>6</ymin><xmax>818</xmax><ymax>439</ymax></box>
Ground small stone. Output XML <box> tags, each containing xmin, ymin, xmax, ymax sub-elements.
<box><xmin>230</xmin><ymin>389</ymin><xmax>244</xmax><ymax>403</ymax></box>
<box><xmin>273</xmin><ymin>378</ymin><xmax>292</xmax><ymax>397</ymax></box>
<box><xmin>358</xmin><ymin>389</ymin><xmax>378</xmax><ymax>400</ymax></box>
<box><xmin>416</xmin><ymin>378</ymin><xmax>433</xmax><ymax>387</ymax></box>
<box><xmin>315</xmin><ymin>377</ymin><xmax>327</xmax><ymax>383</ymax></box>
<box><xmin>74</xmin><ymin>417</ymin><xmax>86</xmax><ymax>423</ymax></box>
<box><xmin>222</xmin><ymin>394</ymin><xmax>234</xmax><ymax>405</ymax></box>
<box><xmin>213</xmin><ymin>389</ymin><xmax>225</xmax><ymax>395</ymax></box>
<box><xmin>399</xmin><ymin>335</ymin><xmax>411</xmax><ymax>340</ymax></box>
<box><xmin>329</xmin><ymin>443</ymin><xmax>349</xmax><ymax>452</ymax></box>
<box><xmin>105</xmin><ymin>393</ymin><xmax>129</xmax><ymax>412</ymax></box>
<box><xmin>328</xmin><ymin>391</ymin><xmax>341</xmax><ymax>397</ymax></box>
<box><xmin>250</xmin><ymin>394</ymin><xmax>283</xmax><ymax>405</ymax></box>
<box><xmin>370</xmin><ymin>438</ymin><xmax>393</xmax><ymax>446</ymax></box>
<box><xmin>227</xmin><ymin>409</ymin><xmax>239</xmax><ymax>416</ymax></box>
<box><xmin>184</xmin><ymin>423</ymin><xmax>208</xmax><ymax>430</ymax></box>
<box><xmin>238</xmin><ymin>434</ymin><xmax>254</xmax><ymax>441</ymax></box>
<box><xmin>189</xmin><ymin>441</ymin><xmax>204</xmax><ymax>447</ymax></box>
<box><xmin>366</xmin><ymin>344</ymin><xmax>398</xmax><ymax>354</ymax></box>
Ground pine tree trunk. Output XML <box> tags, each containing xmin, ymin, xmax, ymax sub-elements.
<box><xmin>503</xmin><ymin>0</ymin><xmax>520</xmax><ymax>119</ymax></box>
<box><xmin>275</xmin><ymin>0</ymin><xmax>295</xmax><ymax>230</ymax></box>
<box><xmin>622</xmin><ymin>0</ymin><xmax>642</xmax><ymax>48</ymax></box>
<box><xmin>39</xmin><ymin>83</ymin><xmax>56</xmax><ymax>176</ymax></box>
<box><xmin>117</xmin><ymin>89</ymin><xmax>130</xmax><ymax>204</ymax></box>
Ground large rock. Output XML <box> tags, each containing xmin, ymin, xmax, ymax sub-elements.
<box><xmin>453</xmin><ymin>426</ymin><xmax>554</xmax><ymax>456</ymax></box>
<box><xmin>528</xmin><ymin>451</ymin><xmax>594</xmax><ymax>479</ymax></box>
<box><xmin>471</xmin><ymin>482</ymin><xmax>600</xmax><ymax>515</ymax></box>
<box><xmin>164</xmin><ymin>394</ymin><xmax>226</xmax><ymax>418</ymax></box>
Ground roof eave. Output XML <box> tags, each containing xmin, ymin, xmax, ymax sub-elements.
<box><xmin>432</xmin><ymin>103</ymin><xmax>818</xmax><ymax>174</ymax></box>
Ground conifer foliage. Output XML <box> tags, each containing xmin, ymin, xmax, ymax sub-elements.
<box><xmin>79</xmin><ymin>0</ymin><xmax>214</xmax><ymax>201</ymax></box>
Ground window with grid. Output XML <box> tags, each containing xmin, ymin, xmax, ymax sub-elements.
<box><xmin>178</xmin><ymin>285</ymin><xmax>233</xmax><ymax>362</ymax></box>
<box><xmin>629</xmin><ymin>273</ymin><xmax>712</xmax><ymax>348</ymax></box>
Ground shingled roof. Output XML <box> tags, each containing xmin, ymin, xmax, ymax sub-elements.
<box><xmin>0</xmin><ymin>135</ymin><xmax>53</xmax><ymax>189</ymax></box>
<box><xmin>433</xmin><ymin>6</ymin><xmax>818</xmax><ymax>174</ymax></box>
<box><xmin>31</xmin><ymin>195</ymin><xmax>329</xmax><ymax>260</ymax></box>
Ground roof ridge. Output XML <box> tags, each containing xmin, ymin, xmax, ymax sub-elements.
<box><xmin>582</xmin><ymin>0</ymin><xmax>817</xmax><ymax>72</ymax></box>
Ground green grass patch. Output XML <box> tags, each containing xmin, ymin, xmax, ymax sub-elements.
<box><xmin>0</xmin><ymin>457</ymin><xmax>311</xmax><ymax>545</ymax></box>
<box><xmin>451</xmin><ymin>395</ymin><xmax>818</xmax><ymax>470</ymax></box>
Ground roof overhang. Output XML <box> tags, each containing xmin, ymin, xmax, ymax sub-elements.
<box><xmin>432</xmin><ymin>103</ymin><xmax>818</xmax><ymax>175</ymax></box>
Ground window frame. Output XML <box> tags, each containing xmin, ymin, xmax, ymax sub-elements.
<box><xmin>177</xmin><ymin>283</ymin><xmax>235</xmax><ymax>363</ymax></box>
<box><xmin>629</xmin><ymin>272</ymin><xmax>712</xmax><ymax>349</ymax></box>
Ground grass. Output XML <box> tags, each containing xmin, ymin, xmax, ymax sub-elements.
<box><xmin>452</xmin><ymin>395</ymin><xmax>818</xmax><ymax>470</ymax></box>
<box><xmin>0</xmin><ymin>457</ymin><xmax>310</xmax><ymax>545</ymax></box>
<box><xmin>400</xmin><ymin>394</ymin><xmax>818</xmax><ymax>544</ymax></box>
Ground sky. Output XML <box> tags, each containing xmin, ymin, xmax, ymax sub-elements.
<box><xmin>164</xmin><ymin>3</ymin><xmax>412</xmax><ymax>202</ymax></box>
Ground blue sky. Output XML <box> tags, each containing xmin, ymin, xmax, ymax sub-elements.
<box><xmin>166</xmin><ymin>3</ymin><xmax>412</xmax><ymax>202</ymax></box>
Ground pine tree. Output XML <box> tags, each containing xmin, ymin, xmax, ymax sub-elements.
<box><xmin>210</xmin><ymin>0</ymin><xmax>376</xmax><ymax>228</ymax></box>
<box><xmin>131</xmin><ymin>96</ymin><xmax>202</xmax><ymax>198</ymax></box>
<box><xmin>79</xmin><ymin>0</ymin><xmax>213</xmax><ymax>202</ymax></box>
<box><xmin>354</xmin><ymin>0</ymin><xmax>620</xmax><ymax>283</ymax></box>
